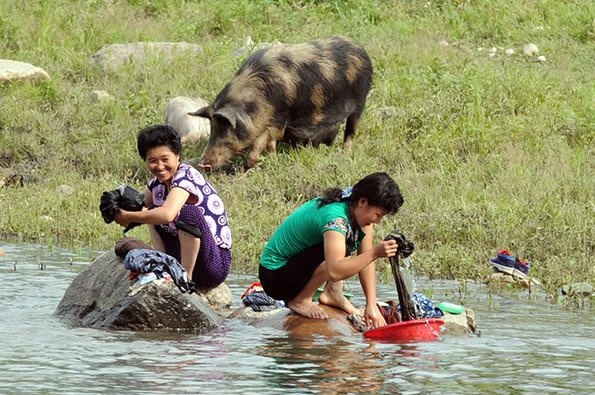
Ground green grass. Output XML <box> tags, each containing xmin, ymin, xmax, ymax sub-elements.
<box><xmin>0</xmin><ymin>0</ymin><xmax>593</xmax><ymax>301</ymax></box>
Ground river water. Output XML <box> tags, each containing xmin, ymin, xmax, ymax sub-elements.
<box><xmin>1</xmin><ymin>242</ymin><xmax>593</xmax><ymax>394</ymax></box>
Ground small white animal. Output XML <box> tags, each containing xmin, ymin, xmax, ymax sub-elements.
<box><xmin>164</xmin><ymin>96</ymin><xmax>211</xmax><ymax>144</ymax></box>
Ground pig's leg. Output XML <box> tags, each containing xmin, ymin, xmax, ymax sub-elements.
<box><xmin>246</xmin><ymin>131</ymin><xmax>278</xmax><ymax>169</ymax></box>
<box><xmin>321</xmin><ymin>126</ymin><xmax>340</xmax><ymax>146</ymax></box>
<box><xmin>343</xmin><ymin>110</ymin><xmax>363</xmax><ymax>149</ymax></box>
<box><xmin>266</xmin><ymin>138</ymin><xmax>277</xmax><ymax>152</ymax></box>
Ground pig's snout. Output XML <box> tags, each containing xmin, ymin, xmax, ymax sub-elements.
<box><xmin>198</xmin><ymin>161</ymin><xmax>213</xmax><ymax>172</ymax></box>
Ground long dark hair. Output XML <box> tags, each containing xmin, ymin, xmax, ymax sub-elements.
<box><xmin>137</xmin><ymin>124</ymin><xmax>183</xmax><ymax>160</ymax></box>
<box><xmin>318</xmin><ymin>172</ymin><xmax>404</xmax><ymax>215</ymax></box>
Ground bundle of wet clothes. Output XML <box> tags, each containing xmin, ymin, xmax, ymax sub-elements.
<box><xmin>240</xmin><ymin>281</ymin><xmax>285</xmax><ymax>311</ymax></box>
<box><xmin>99</xmin><ymin>185</ymin><xmax>145</xmax><ymax>233</ymax></box>
<box><xmin>348</xmin><ymin>292</ymin><xmax>444</xmax><ymax>332</ymax></box>
<box><xmin>378</xmin><ymin>293</ymin><xmax>444</xmax><ymax>323</ymax></box>
<box><xmin>115</xmin><ymin>237</ymin><xmax>196</xmax><ymax>294</ymax></box>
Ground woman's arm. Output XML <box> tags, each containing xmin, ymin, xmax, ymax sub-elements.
<box><xmin>357</xmin><ymin>225</ymin><xmax>379</xmax><ymax>307</ymax></box>
<box><xmin>115</xmin><ymin>187</ymin><xmax>190</xmax><ymax>226</ymax></box>
<box><xmin>357</xmin><ymin>226</ymin><xmax>388</xmax><ymax>327</ymax></box>
<box><xmin>323</xmin><ymin>228</ymin><xmax>397</xmax><ymax>282</ymax></box>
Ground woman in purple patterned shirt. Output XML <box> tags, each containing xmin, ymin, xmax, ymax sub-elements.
<box><xmin>115</xmin><ymin>125</ymin><xmax>232</xmax><ymax>290</ymax></box>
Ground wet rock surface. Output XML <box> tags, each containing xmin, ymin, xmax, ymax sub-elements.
<box><xmin>54</xmin><ymin>250</ymin><xmax>222</xmax><ymax>332</ymax></box>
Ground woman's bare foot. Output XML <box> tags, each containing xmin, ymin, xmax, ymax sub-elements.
<box><xmin>318</xmin><ymin>282</ymin><xmax>358</xmax><ymax>315</ymax></box>
<box><xmin>287</xmin><ymin>299</ymin><xmax>328</xmax><ymax>319</ymax></box>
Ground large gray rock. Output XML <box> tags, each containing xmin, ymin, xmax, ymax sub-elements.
<box><xmin>54</xmin><ymin>250</ymin><xmax>222</xmax><ymax>332</ymax></box>
<box><xmin>0</xmin><ymin>59</ymin><xmax>49</xmax><ymax>85</ymax></box>
<box><xmin>90</xmin><ymin>42</ymin><xmax>203</xmax><ymax>73</ymax></box>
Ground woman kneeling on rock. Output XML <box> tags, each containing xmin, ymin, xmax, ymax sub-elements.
<box><xmin>114</xmin><ymin>124</ymin><xmax>232</xmax><ymax>290</ymax></box>
<box><xmin>258</xmin><ymin>172</ymin><xmax>404</xmax><ymax>328</ymax></box>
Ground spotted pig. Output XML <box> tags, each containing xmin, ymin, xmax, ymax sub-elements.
<box><xmin>190</xmin><ymin>36</ymin><xmax>373</xmax><ymax>170</ymax></box>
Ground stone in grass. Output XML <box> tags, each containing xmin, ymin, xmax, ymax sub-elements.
<box><xmin>523</xmin><ymin>43</ymin><xmax>539</xmax><ymax>56</ymax></box>
<box><xmin>0</xmin><ymin>59</ymin><xmax>49</xmax><ymax>85</ymax></box>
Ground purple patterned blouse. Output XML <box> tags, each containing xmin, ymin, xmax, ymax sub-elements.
<box><xmin>148</xmin><ymin>163</ymin><xmax>232</xmax><ymax>250</ymax></box>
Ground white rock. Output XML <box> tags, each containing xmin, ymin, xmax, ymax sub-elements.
<box><xmin>198</xmin><ymin>282</ymin><xmax>232</xmax><ymax>309</ymax></box>
<box><xmin>505</xmin><ymin>48</ymin><xmax>515</xmax><ymax>55</ymax></box>
<box><xmin>57</xmin><ymin>184</ymin><xmax>75</xmax><ymax>195</ymax></box>
<box><xmin>537</xmin><ymin>55</ymin><xmax>546</xmax><ymax>62</ymax></box>
<box><xmin>89</xmin><ymin>90</ymin><xmax>112</xmax><ymax>103</ymax></box>
<box><xmin>438</xmin><ymin>40</ymin><xmax>449</xmax><ymax>47</ymax></box>
<box><xmin>523</xmin><ymin>43</ymin><xmax>539</xmax><ymax>56</ymax></box>
<box><xmin>0</xmin><ymin>59</ymin><xmax>49</xmax><ymax>84</ymax></box>
<box><xmin>90</xmin><ymin>42</ymin><xmax>203</xmax><ymax>73</ymax></box>
<box><xmin>164</xmin><ymin>96</ymin><xmax>211</xmax><ymax>144</ymax></box>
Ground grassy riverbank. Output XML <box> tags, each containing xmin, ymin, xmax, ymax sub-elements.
<box><xmin>1</xmin><ymin>0</ymin><xmax>593</xmax><ymax>299</ymax></box>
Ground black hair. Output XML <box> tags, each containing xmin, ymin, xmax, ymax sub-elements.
<box><xmin>136</xmin><ymin>124</ymin><xmax>183</xmax><ymax>160</ymax></box>
<box><xmin>318</xmin><ymin>172</ymin><xmax>404</xmax><ymax>215</ymax></box>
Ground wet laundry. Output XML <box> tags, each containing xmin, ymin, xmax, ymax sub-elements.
<box><xmin>123</xmin><ymin>248</ymin><xmax>196</xmax><ymax>293</ymax></box>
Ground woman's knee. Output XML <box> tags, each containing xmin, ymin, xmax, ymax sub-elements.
<box><xmin>177</xmin><ymin>205</ymin><xmax>203</xmax><ymax>224</ymax></box>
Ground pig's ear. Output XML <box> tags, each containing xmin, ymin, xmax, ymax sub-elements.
<box><xmin>213</xmin><ymin>107</ymin><xmax>239</xmax><ymax>130</ymax></box>
<box><xmin>188</xmin><ymin>106</ymin><xmax>213</xmax><ymax>119</ymax></box>
<box><xmin>213</xmin><ymin>107</ymin><xmax>253</xmax><ymax>135</ymax></box>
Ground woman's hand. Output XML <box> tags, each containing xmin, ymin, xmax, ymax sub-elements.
<box><xmin>373</xmin><ymin>239</ymin><xmax>398</xmax><ymax>259</ymax></box>
<box><xmin>364</xmin><ymin>302</ymin><xmax>387</xmax><ymax>330</ymax></box>
<box><xmin>115</xmin><ymin>207</ymin><xmax>147</xmax><ymax>228</ymax></box>
<box><xmin>114</xmin><ymin>209</ymin><xmax>131</xmax><ymax>228</ymax></box>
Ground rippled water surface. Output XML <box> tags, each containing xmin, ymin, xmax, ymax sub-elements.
<box><xmin>1</xmin><ymin>242</ymin><xmax>593</xmax><ymax>394</ymax></box>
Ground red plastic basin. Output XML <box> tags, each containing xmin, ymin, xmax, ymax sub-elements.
<box><xmin>363</xmin><ymin>318</ymin><xmax>445</xmax><ymax>342</ymax></box>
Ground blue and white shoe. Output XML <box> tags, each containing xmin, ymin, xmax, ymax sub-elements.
<box><xmin>488</xmin><ymin>250</ymin><xmax>516</xmax><ymax>275</ymax></box>
<box><xmin>514</xmin><ymin>257</ymin><xmax>531</xmax><ymax>279</ymax></box>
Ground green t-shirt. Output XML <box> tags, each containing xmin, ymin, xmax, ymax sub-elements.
<box><xmin>260</xmin><ymin>199</ymin><xmax>366</xmax><ymax>270</ymax></box>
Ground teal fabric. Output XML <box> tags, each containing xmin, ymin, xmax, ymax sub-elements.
<box><xmin>260</xmin><ymin>199</ymin><xmax>365</xmax><ymax>270</ymax></box>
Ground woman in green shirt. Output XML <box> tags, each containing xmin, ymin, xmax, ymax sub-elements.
<box><xmin>259</xmin><ymin>172</ymin><xmax>404</xmax><ymax>328</ymax></box>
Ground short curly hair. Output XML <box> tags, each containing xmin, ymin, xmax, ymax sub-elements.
<box><xmin>136</xmin><ymin>124</ymin><xmax>182</xmax><ymax>160</ymax></box>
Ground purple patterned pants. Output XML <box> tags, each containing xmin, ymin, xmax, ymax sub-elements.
<box><xmin>154</xmin><ymin>205</ymin><xmax>231</xmax><ymax>289</ymax></box>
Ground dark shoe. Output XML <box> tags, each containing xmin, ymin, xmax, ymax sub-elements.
<box><xmin>488</xmin><ymin>250</ymin><xmax>516</xmax><ymax>275</ymax></box>
<box><xmin>514</xmin><ymin>257</ymin><xmax>531</xmax><ymax>279</ymax></box>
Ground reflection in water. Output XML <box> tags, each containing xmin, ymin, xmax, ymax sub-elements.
<box><xmin>1</xmin><ymin>241</ymin><xmax>594</xmax><ymax>394</ymax></box>
<box><xmin>256</xmin><ymin>335</ymin><xmax>450</xmax><ymax>394</ymax></box>
<box><xmin>258</xmin><ymin>336</ymin><xmax>393</xmax><ymax>393</ymax></box>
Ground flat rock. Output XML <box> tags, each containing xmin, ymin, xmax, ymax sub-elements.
<box><xmin>90</xmin><ymin>42</ymin><xmax>203</xmax><ymax>73</ymax></box>
<box><xmin>0</xmin><ymin>59</ymin><xmax>49</xmax><ymax>85</ymax></box>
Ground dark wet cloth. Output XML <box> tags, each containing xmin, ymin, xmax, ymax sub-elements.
<box><xmin>242</xmin><ymin>291</ymin><xmax>284</xmax><ymax>312</ymax></box>
<box><xmin>123</xmin><ymin>248</ymin><xmax>196</xmax><ymax>293</ymax></box>
<box><xmin>100</xmin><ymin>185</ymin><xmax>145</xmax><ymax>233</ymax></box>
